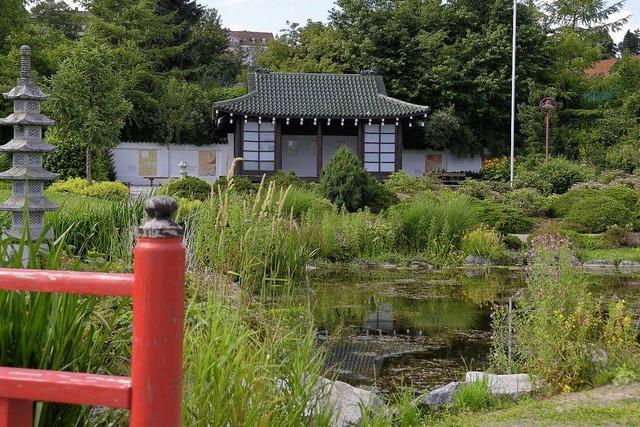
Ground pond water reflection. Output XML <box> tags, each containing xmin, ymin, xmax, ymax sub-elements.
<box><xmin>309</xmin><ymin>266</ymin><xmax>640</xmax><ymax>394</ymax></box>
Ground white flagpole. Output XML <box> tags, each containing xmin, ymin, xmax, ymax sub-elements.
<box><xmin>510</xmin><ymin>0</ymin><xmax>517</xmax><ymax>187</ymax></box>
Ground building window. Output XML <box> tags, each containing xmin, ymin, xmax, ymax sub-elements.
<box><xmin>364</xmin><ymin>124</ymin><xmax>396</xmax><ymax>172</ymax></box>
<box><xmin>243</xmin><ymin>120</ymin><xmax>275</xmax><ymax>172</ymax></box>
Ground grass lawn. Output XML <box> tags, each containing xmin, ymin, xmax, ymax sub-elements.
<box><xmin>430</xmin><ymin>383</ymin><xmax>640</xmax><ymax>426</ymax></box>
<box><xmin>576</xmin><ymin>248</ymin><xmax>640</xmax><ymax>263</ymax></box>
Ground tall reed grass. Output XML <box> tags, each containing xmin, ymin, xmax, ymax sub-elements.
<box><xmin>193</xmin><ymin>175</ymin><xmax>311</xmax><ymax>289</ymax></box>
<box><xmin>182</xmin><ymin>276</ymin><xmax>332</xmax><ymax>426</ymax></box>
<box><xmin>0</xmin><ymin>227</ymin><xmax>130</xmax><ymax>426</ymax></box>
<box><xmin>47</xmin><ymin>195</ymin><xmax>144</xmax><ymax>263</ymax></box>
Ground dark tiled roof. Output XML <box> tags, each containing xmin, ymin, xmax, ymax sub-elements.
<box><xmin>215</xmin><ymin>72</ymin><xmax>429</xmax><ymax>119</ymax></box>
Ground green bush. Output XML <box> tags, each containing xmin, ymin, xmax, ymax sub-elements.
<box><xmin>478</xmin><ymin>201</ymin><xmax>534</xmax><ymax>234</ymax></box>
<box><xmin>461</xmin><ymin>226</ymin><xmax>506</xmax><ymax>260</ymax></box>
<box><xmin>501</xmin><ymin>188</ymin><xmax>550</xmax><ymax>217</ymax></box>
<box><xmin>319</xmin><ymin>146</ymin><xmax>377</xmax><ymax>212</ymax></box>
<box><xmin>458</xmin><ymin>179</ymin><xmax>506</xmax><ymax>200</ymax></box>
<box><xmin>391</xmin><ymin>194</ymin><xmax>479</xmax><ymax>263</ymax></box>
<box><xmin>282</xmin><ymin>187</ymin><xmax>332</xmax><ymax>219</ymax></box>
<box><xmin>267</xmin><ymin>170</ymin><xmax>306</xmax><ymax>189</ymax></box>
<box><xmin>515</xmin><ymin>157</ymin><xmax>594</xmax><ymax>195</ymax></box>
<box><xmin>481</xmin><ymin>157</ymin><xmax>511</xmax><ymax>182</ymax></box>
<box><xmin>606</xmin><ymin>143</ymin><xmax>640</xmax><ymax>173</ymax></box>
<box><xmin>164</xmin><ymin>176</ymin><xmax>211</xmax><ymax>201</ymax></box>
<box><xmin>368</xmin><ymin>183</ymin><xmax>400</xmax><ymax>213</ymax></box>
<box><xmin>213</xmin><ymin>176</ymin><xmax>256</xmax><ymax>194</ymax></box>
<box><xmin>565</xmin><ymin>195</ymin><xmax>633</xmax><ymax>233</ymax></box>
<box><xmin>48</xmin><ymin>177</ymin><xmax>130</xmax><ymax>200</ymax></box>
<box><xmin>503</xmin><ymin>234</ymin><xmax>525</xmax><ymax>250</ymax></box>
<box><xmin>384</xmin><ymin>170</ymin><xmax>439</xmax><ymax>196</ymax></box>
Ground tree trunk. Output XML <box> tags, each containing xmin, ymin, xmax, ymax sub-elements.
<box><xmin>86</xmin><ymin>146</ymin><xmax>93</xmax><ymax>184</ymax></box>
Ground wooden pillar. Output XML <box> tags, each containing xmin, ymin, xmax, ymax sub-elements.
<box><xmin>275</xmin><ymin>119</ymin><xmax>282</xmax><ymax>172</ymax></box>
<box><xmin>357</xmin><ymin>120</ymin><xmax>364</xmax><ymax>163</ymax></box>
<box><xmin>0</xmin><ymin>399</ymin><xmax>32</xmax><ymax>427</ymax></box>
<box><xmin>316</xmin><ymin>121</ymin><xmax>323</xmax><ymax>178</ymax></box>
<box><xmin>234</xmin><ymin>120</ymin><xmax>243</xmax><ymax>175</ymax></box>
<box><xmin>395</xmin><ymin>122</ymin><xmax>403</xmax><ymax>172</ymax></box>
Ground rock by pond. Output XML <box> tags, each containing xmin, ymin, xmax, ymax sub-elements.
<box><xmin>416</xmin><ymin>381</ymin><xmax>462</xmax><ymax>408</ymax></box>
<box><xmin>312</xmin><ymin>377</ymin><xmax>384</xmax><ymax>426</ymax></box>
<box><xmin>465</xmin><ymin>371</ymin><xmax>533</xmax><ymax>398</ymax></box>
<box><xmin>583</xmin><ymin>259</ymin><xmax>616</xmax><ymax>268</ymax></box>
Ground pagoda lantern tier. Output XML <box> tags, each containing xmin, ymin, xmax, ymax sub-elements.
<box><xmin>0</xmin><ymin>45</ymin><xmax>58</xmax><ymax>240</ymax></box>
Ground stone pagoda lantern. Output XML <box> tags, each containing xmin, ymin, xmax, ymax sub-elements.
<box><xmin>0</xmin><ymin>45</ymin><xmax>58</xmax><ymax>240</ymax></box>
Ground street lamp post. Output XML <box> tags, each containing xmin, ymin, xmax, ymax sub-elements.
<box><xmin>539</xmin><ymin>97</ymin><xmax>557</xmax><ymax>162</ymax></box>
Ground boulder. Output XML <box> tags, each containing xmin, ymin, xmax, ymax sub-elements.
<box><xmin>569</xmin><ymin>256</ymin><xmax>582</xmax><ymax>266</ymax></box>
<box><xmin>583</xmin><ymin>259</ymin><xmax>615</xmax><ymax>268</ymax></box>
<box><xmin>464</xmin><ymin>255</ymin><xmax>488</xmax><ymax>266</ymax></box>
<box><xmin>465</xmin><ymin>372</ymin><xmax>532</xmax><ymax>398</ymax></box>
<box><xmin>416</xmin><ymin>381</ymin><xmax>462</xmax><ymax>408</ymax></box>
<box><xmin>311</xmin><ymin>378</ymin><xmax>384</xmax><ymax>426</ymax></box>
<box><xmin>618</xmin><ymin>260</ymin><xmax>640</xmax><ymax>269</ymax></box>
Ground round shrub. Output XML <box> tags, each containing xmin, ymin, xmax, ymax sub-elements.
<box><xmin>48</xmin><ymin>177</ymin><xmax>129</xmax><ymax>200</ymax></box>
<box><xmin>565</xmin><ymin>195</ymin><xmax>633</xmax><ymax>233</ymax></box>
<box><xmin>481</xmin><ymin>157</ymin><xmax>511</xmax><ymax>182</ymax></box>
<box><xmin>164</xmin><ymin>177</ymin><xmax>211</xmax><ymax>201</ymax></box>
<box><xmin>267</xmin><ymin>170</ymin><xmax>306</xmax><ymax>189</ymax></box>
<box><xmin>478</xmin><ymin>201</ymin><xmax>534</xmax><ymax>234</ymax></box>
<box><xmin>501</xmin><ymin>188</ymin><xmax>550</xmax><ymax>217</ymax></box>
<box><xmin>503</xmin><ymin>234</ymin><xmax>525</xmax><ymax>250</ymax></box>
<box><xmin>458</xmin><ymin>179</ymin><xmax>505</xmax><ymax>200</ymax></box>
<box><xmin>213</xmin><ymin>176</ymin><xmax>256</xmax><ymax>194</ymax></box>
<box><xmin>282</xmin><ymin>187</ymin><xmax>332</xmax><ymax>219</ymax></box>
<box><xmin>461</xmin><ymin>226</ymin><xmax>506</xmax><ymax>260</ymax></box>
<box><xmin>319</xmin><ymin>146</ymin><xmax>377</xmax><ymax>212</ymax></box>
<box><xmin>515</xmin><ymin>158</ymin><xmax>594</xmax><ymax>195</ymax></box>
<box><xmin>384</xmin><ymin>170</ymin><xmax>439</xmax><ymax>196</ymax></box>
<box><xmin>606</xmin><ymin>143</ymin><xmax>640</xmax><ymax>173</ymax></box>
<box><xmin>367</xmin><ymin>184</ymin><xmax>400</xmax><ymax>213</ymax></box>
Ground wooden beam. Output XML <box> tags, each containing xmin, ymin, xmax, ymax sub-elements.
<box><xmin>275</xmin><ymin>119</ymin><xmax>282</xmax><ymax>172</ymax></box>
<box><xmin>235</xmin><ymin>120</ymin><xmax>243</xmax><ymax>176</ymax></box>
<box><xmin>357</xmin><ymin>121</ymin><xmax>364</xmax><ymax>163</ymax></box>
<box><xmin>317</xmin><ymin>121</ymin><xmax>323</xmax><ymax>178</ymax></box>
<box><xmin>395</xmin><ymin>123</ymin><xmax>403</xmax><ymax>172</ymax></box>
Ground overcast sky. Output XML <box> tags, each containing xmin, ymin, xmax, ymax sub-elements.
<box><xmin>204</xmin><ymin>0</ymin><xmax>640</xmax><ymax>43</ymax></box>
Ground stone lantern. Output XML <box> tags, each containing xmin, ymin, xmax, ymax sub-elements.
<box><xmin>0</xmin><ymin>45</ymin><xmax>58</xmax><ymax>240</ymax></box>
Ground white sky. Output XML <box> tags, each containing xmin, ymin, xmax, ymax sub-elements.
<box><xmin>204</xmin><ymin>0</ymin><xmax>640</xmax><ymax>42</ymax></box>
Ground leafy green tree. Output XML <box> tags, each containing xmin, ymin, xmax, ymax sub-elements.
<box><xmin>261</xmin><ymin>0</ymin><xmax>550</xmax><ymax>154</ymax></box>
<box><xmin>320</xmin><ymin>146</ymin><xmax>377</xmax><ymax>212</ymax></box>
<box><xmin>0</xmin><ymin>0</ymin><xmax>27</xmax><ymax>53</ymax></box>
<box><xmin>31</xmin><ymin>0</ymin><xmax>84</xmax><ymax>39</ymax></box>
<box><xmin>544</xmin><ymin>0</ymin><xmax>629</xmax><ymax>32</ymax></box>
<box><xmin>46</xmin><ymin>38</ymin><xmax>131</xmax><ymax>182</ymax></box>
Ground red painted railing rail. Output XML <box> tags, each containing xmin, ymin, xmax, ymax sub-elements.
<box><xmin>0</xmin><ymin>196</ymin><xmax>185</xmax><ymax>427</ymax></box>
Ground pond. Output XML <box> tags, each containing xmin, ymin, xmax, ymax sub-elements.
<box><xmin>308</xmin><ymin>266</ymin><xmax>640</xmax><ymax>395</ymax></box>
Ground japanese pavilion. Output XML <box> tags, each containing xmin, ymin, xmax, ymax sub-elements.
<box><xmin>214</xmin><ymin>70</ymin><xmax>430</xmax><ymax>179</ymax></box>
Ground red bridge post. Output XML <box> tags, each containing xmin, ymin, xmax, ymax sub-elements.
<box><xmin>130</xmin><ymin>196</ymin><xmax>185</xmax><ymax>426</ymax></box>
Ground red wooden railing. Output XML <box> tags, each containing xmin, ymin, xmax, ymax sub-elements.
<box><xmin>0</xmin><ymin>196</ymin><xmax>185</xmax><ymax>427</ymax></box>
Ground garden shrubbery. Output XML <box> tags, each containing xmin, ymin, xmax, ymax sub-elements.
<box><xmin>461</xmin><ymin>226</ymin><xmax>506</xmax><ymax>261</ymax></box>
<box><xmin>477</xmin><ymin>201</ymin><xmax>534</xmax><ymax>234</ymax></box>
<box><xmin>515</xmin><ymin>157</ymin><xmax>594</xmax><ymax>195</ymax></box>
<box><xmin>491</xmin><ymin>235</ymin><xmax>640</xmax><ymax>391</ymax></box>
<box><xmin>48</xmin><ymin>177</ymin><xmax>130</xmax><ymax>200</ymax></box>
<box><xmin>164</xmin><ymin>176</ymin><xmax>211</xmax><ymax>201</ymax></box>
<box><xmin>320</xmin><ymin>147</ymin><xmax>396</xmax><ymax>212</ymax></box>
<box><xmin>391</xmin><ymin>194</ymin><xmax>479</xmax><ymax>264</ymax></box>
